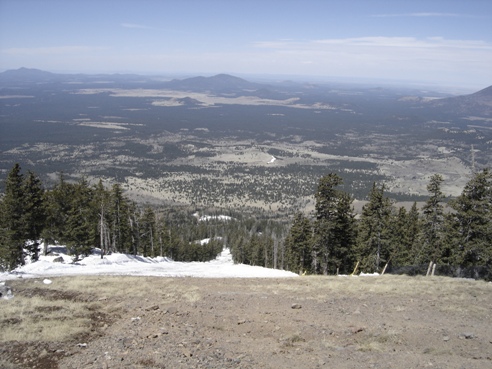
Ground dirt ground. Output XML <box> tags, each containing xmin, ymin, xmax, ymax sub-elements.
<box><xmin>1</xmin><ymin>275</ymin><xmax>491</xmax><ymax>369</ymax></box>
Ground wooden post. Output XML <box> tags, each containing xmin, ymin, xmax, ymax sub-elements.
<box><xmin>426</xmin><ymin>261</ymin><xmax>433</xmax><ymax>276</ymax></box>
<box><xmin>431</xmin><ymin>263</ymin><xmax>436</xmax><ymax>276</ymax></box>
<box><xmin>381</xmin><ymin>262</ymin><xmax>389</xmax><ymax>275</ymax></box>
<box><xmin>351</xmin><ymin>261</ymin><xmax>360</xmax><ymax>276</ymax></box>
<box><xmin>381</xmin><ymin>256</ymin><xmax>391</xmax><ymax>275</ymax></box>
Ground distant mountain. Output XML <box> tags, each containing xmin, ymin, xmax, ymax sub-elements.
<box><xmin>471</xmin><ymin>85</ymin><xmax>492</xmax><ymax>99</ymax></box>
<box><xmin>0</xmin><ymin>68</ymin><xmax>273</xmax><ymax>95</ymax></box>
<box><xmin>0</xmin><ymin>67</ymin><xmax>60</xmax><ymax>83</ymax></box>
<box><xmin>0</xmin><ymin>68</ymin><xmax>153</xmax><ymax>86</ymax></box>
<box><xmin>164</xmin><ymin>74</ymin><xmax>268</xmax><ymax>94</ymax></box>
<box><xmin>428</xmin><ymin>85</ymin><xmax>492</xmax><ymax>116</ymax></box>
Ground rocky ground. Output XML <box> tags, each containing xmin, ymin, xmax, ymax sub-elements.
<box><xmin>1</xmin><ymin>275</ymin><xmax>491</xmax><ymax>369</ymax></box>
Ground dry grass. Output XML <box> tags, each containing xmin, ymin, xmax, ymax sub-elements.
<box><xmin>1</xmin><ymin>274</ymin><xmax>490</xmax><ymax>345</ymax></box>
<box><xmin>271</xmin><ymin>274</ymin><xmax>491</xmax><ymax>300</ymax></box>
<box><xmin>1</xmin><ymin>276</ymin><xmax>204</xmax><ymax>343</ymax></box>
<box><xmin>0</xmin><ymin>293</ymin><xmax>90</xmax><ymax>341</ymax></box>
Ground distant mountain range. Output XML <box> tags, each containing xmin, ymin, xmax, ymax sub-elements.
<box><xmin>0</xmin><ymin>67</ymin><xmax>148</xmax><ymax>85</ymax></box>
<box><xmin>1</xmin><ymin>68</ymin><xmax>491</xmax><ymax>115</ymax></box>
<box><xmin>0</xmin><ymin>67</ymin><xmax>268</xmax><ymax>94</ymax></box>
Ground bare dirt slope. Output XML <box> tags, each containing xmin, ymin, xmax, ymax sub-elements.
<box><xmin>1</xmin><ymin>275</ymin><xmax>491</xmax><ymax>369</ymax></box>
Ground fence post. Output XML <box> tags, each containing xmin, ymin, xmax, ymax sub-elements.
<box><xmin>426</xmin><ymin>261</ymin><xmax>433</xmax><ymax>276</ymax></box>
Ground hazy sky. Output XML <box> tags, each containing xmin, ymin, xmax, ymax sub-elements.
<box><xmin>1</xmin><ymin>0</ymin><xmax>491</xmax><ymax>89</ymax></box>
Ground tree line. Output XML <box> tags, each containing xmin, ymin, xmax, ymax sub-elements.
<box><xmin>283</xmin><ymin>171</ymin><xmax>491</xmax><ymax>278</ymax></box>
<box><xmin>1</xmin><ymin>163</ymin><xmax>491</xmax><ymax>280</ymax></box>
<box><xmin>0</xmin><ymin>164</ymin><xmax>223</xmax><ymax>271</ymax></box>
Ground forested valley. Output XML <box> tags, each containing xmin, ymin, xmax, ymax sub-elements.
<box><xmin>1</xmin><ymin>163</ymin><xmax>491</xmax><ymax>280</ymax></box>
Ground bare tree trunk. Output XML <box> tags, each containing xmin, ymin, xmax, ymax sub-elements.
<box><xmin>150</xmin><ymin>226</ymin><xmax>154</xmax><ymax>257</ymax></box>
<box><xmin>273</xmin><ymin>236</ymin><xmax>278</xmax><ymax>269</ymax></box>
<box><xmin>100</xmin><ymin>207</ymin><xmax>105</xmax><ymax>259</ymax></box>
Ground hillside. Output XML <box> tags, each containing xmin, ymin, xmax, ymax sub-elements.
<box><xmin>1</xmin><ymin>275</ymin><xmax>490</xmax><ymax>369</ymax></box>
<box><xmin>428</xmin><ymin>84</ymin><xmax>492</xmax><ymax>115</ymax></box>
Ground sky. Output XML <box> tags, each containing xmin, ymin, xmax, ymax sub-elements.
<box><xmin>0</xmin><ymin>0</ymin><xmax>491</xmax><ymax>89</ymax></box>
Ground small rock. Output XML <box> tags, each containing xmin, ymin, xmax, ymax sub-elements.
<box><xmin>53</xmin><ymin>256</ymin><xmax>64</xmax><ymax>263</ymax></box>
<box><xmin>43</xmin><ymin>279</ymin><xmax>52</xmax><ymax>285</ymax></box>
<box><xmin>443</xmin><ymin>336</ymin><xmax>450</xmax><ymax>342</ymax></box>
<box><xmin>237</xmin><ymin>319</ymin><xmax>247</xmax><ymax>325</ymax></box>
<box><xmin>352</xmin><ymin>327</ymin><xmax>365</xmax><ymax>334</ymax></box>
<box><xmin>291</xmin><ymin>303</ymin><xmax>302</xmax><ymax>309</ymax></box>
<box><xmin>77</xmin><ymin>343</ymin><xmax>88</xmax><ymax>348</ymax></box>
<box><xmin>165</xmin><ymin>306</ymin><xmax>178</xmax><ymax>314</ymax></box>
<box><xmin>0</xmin><ymin>283</ymin><xmax>14</xmax><ymax>300</ymax></box>
<box><xmin>146</xmin><ymin>305</ymin><xmax>159</xmax><ymax>311</ymax></box>
<box><xmin>460</xmin><ymin>332</ymin><xmax>475</xmax><ymax>339</ymax></box>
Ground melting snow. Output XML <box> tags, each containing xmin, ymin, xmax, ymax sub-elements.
<box><xmin>1</xmin><ymin>246</ymin><xmax>298</xmax><ymax>281</ymax></box>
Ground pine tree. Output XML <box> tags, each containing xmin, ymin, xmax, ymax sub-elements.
<box><xmin>311</xmin><ymin>173</ymin><xmax>356</xmax><ymax>275</ymax></box>
<box><xmin>356</xmin><ymin>183</ymin><xmax>393</xmax><ymax>273</ymax></box>
<box><xmin>109</xmin><ymin>183</ymin><xmax>132</xmax><ymax>254</ymax></box>
<box><xmin>407</xmin><ymin>202</ymin><xmax>422</xmax><ymax>264</ymax></box>
<box><xmin>155</xmin><ymin>214</ymin><xmax>170</xmax><ymax>257</ymax></box>
<box><xmin>389</xmin><ymin>202</ymin><xmax>422</xmax><ymax>267</ymax></box>
<box><xmin>42</xmin><ymin>173</ymin><xmax>74</xmax><ymax>247</ymax></box>
<box><xmin>22</xmin><ymin>171</ymin><xmax>46</xmax><ymax>261</ymax></box>
<box><xmin>140</xmin><ymin>206</ymin><xmax>156</xmax><ymax>257</ymax></box>
<box><xmin>419</xmin><ymin>174</ymin><xmax>446</xmax><ymax>264</ymax></box>
<box><xmin>65</xmin><ymin>178</ymin><xmax>96</xmax><ymax>261</ymax></box>
<box><xmin>448</xmin><ymin>169</ymin><xmax>492</xmax><ymax>267</ymax></box>
<box><xmin>0</xmin><ymin>164</ymin><xmax>27</xmax><ymax>270</ymax></box>
<box><xmin>331</xmin><ymin>192</ymin><xmax>357</xmax><ymax>274</ymax></box>
<box><xmin>285</xmin><ymin>212</ymin><xmax>312</xmax><ymax>274</ymax></box>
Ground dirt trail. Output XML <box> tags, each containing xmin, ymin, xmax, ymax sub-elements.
<box><xmin>1</xmin><ymin>276</ymin><xmax>491</xmax><ymax>369</ymax></box>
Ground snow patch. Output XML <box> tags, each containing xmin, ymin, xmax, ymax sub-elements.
<box><xmin>0</xmin><ymin>246</ymin><xmax>298</xmax><ymax>280</ymax></box>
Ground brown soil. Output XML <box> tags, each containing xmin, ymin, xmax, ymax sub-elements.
<box><xmin>1</xmin><ymin>276</ymin><xmax>491</xmax><ymax>369</ymax></box>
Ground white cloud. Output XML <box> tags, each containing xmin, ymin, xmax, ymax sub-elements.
<box><xmin>248</xmin><ymin>36</ymin><xmax>492</xmax><ymax>87</ymax></box>
<box><xmin>254</xmin><ymin>37</ymin><xmax>492</xmax><ymax>51</ymax></box>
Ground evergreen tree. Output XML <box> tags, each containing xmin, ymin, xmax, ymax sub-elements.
<box><xmin>285</xmin><ymin>212</ymin><xmax>312</xmax><ymax>274</ymax></box>
<box><xmin>390</xmin><ymin>202</ymin><xmax>421</xmax><ymax>266</ymax></box>
<box><xmin>155</xmin><ymin>214</ymin><xmax>170</xmax><ymax>257</ymax></box>
<box><xmin>140</xmin><ymin>206</ymin><xmax>156</xmax><ymax>257</ymax></box>
<box><xmin>312</xmin><ymin>173</ymin><xmax>342</xmax><ymax>274</ymax></box>
<box><xmin>407</xmin><ymin>202</ymin><xmax>422</xmax><ymax>264</ymax></box>
<box><xmin>22</xmin><ymin>171</ymin><xmax>46</xmax><ymax>261</ymax></box>
<box><xmin>65</xmin><ymin>178</ymin><xmax>96</xmax><ymax>260</ymax></box>
<box><xmin>312</xmin><ymin>173</ymin><xmax>356</xmax><ymax>275</ymax></box>
<box><xmin>42</xmin><ymin>173</ymin><xmax>74</xmax><ymax>246</ymax></box>
<box><xmin>109</xmin><ymin>183</ymin><xmax>133</xmax><ymax>254</ymax></box>
<box><xmin>356</xmin><ymin>183</ymin><xmax>393</xmax><ymax>273</ymax></box>
<box><xmin>0</xmin><ymin>164</ymin><xmax>27</xmax><ymax>270</ymax></box>
<box><xmin>331</xmin><ymin>192</ymin><xmax>357</xmax><ymax>274</ymax></box>
<box><xmin>448</xmin><ymin>169</ymin><xmax>492</xmax><ymax>267</ymax></box>
<box><xmin>419</xmin><ymin>174</ymin><xmax>446</xmax><ymax>264</ymax></box>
